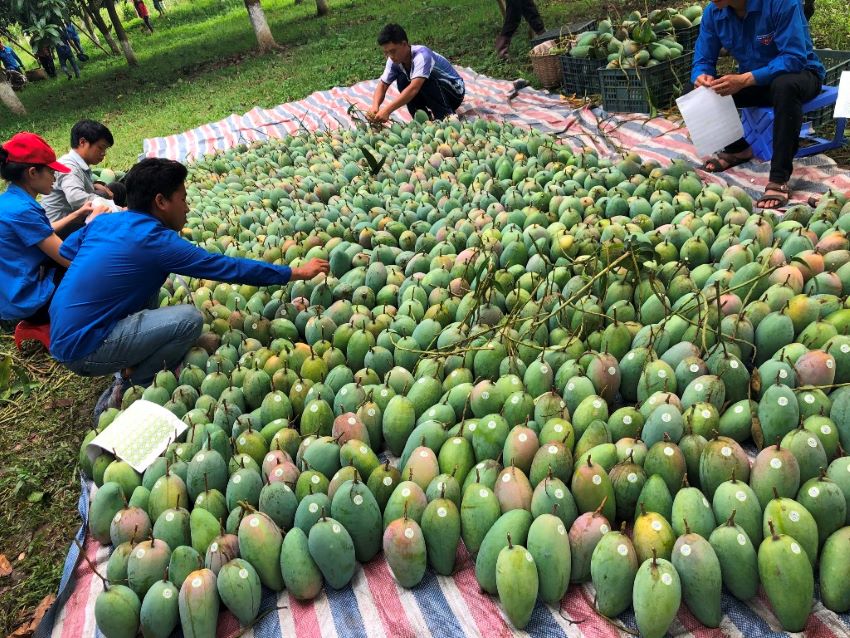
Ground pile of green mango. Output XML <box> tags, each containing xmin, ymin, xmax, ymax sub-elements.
<box><xmin>82</xmin><ymin>111</ymin><xmax>850</xmax><ymax>636</ymax></box>
<box><xmin>563</xmin><ymin>5</ymin><xmax>701</xmax><ymax>69</ymax></box>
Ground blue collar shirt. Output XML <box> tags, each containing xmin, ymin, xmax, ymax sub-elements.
<box><xmin>49</xmin><ymin>210</ymin><xmax>292</xmax><ymax>362</ymax></box>
<box><xmin>691</xmin><ymin>0</ymin><xmax>825</xmax><ymax>86</ymax></box>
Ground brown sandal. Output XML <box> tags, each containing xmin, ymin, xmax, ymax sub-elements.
<box><xmin>701</xmin><ymin>151</ymin><xmax>753</xmax><ymax>173</ymax></box>
<box><xmin>756</xmin><ymin>182</ymin><xmax>790</xmax><ymax>209</ymax></box>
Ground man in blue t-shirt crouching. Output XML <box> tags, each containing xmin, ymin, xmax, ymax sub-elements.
<box><xmin>367</xmin><ymin>24</ymin><xmax>465</xmax><ymax>124</ymax></box>
<box><xmin>49</xmin><ymin>158</ymin><xmax>329</xmax><ymax>421</ymax></box>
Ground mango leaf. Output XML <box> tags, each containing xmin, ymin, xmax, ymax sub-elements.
<box><xmin>0</xmin><ymin>356</ymin><xmax>11</xmax><ymax>392</ymax></box>
<box><xmin>360</xmin><ymin>146</ymin><xmax>386</xmax><ymax>176</ymax></box>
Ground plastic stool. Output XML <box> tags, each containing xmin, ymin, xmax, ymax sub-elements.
<box><xmin>741</xmin><ymin>86</ymin><xmax>847</xmax><ymax>161</ymax></box>
<box><xmin>14</xmin><ymin>321</ymin><xmax>51</xmax><ymax>351</ymax></box>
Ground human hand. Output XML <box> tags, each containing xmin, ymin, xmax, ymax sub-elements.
<box><xmin>72</xmin><ymin>201</ymin><xmax>95</xmax><ymax>220</ymax></box>
<box><xmin>694</xmin><ymin>74</ymin><xmax>715</xmax><ymax>88</ymax></box>
<box><xmin>93</xmin><ymin>183</ymin><xmax>114</xmax><ymax>198</ymax></box>
<box><xmin>86</xmin><ymin>204</ymin><xmax>112</xmax><ymax>223</ymax></box>
<box><xmin>710</xmin><ymin>73</ymin><xmax>753</xmax><ymax>96</ymax></box>
<box><xmin>290</xmin><ymin>258</ymin><xmax>330</xmax><ymax>281</ymax></box>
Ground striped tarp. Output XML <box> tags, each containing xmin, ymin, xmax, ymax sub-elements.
<box><xmin>38</xmin><ymin>481</ymin><xmax>850</xmax><ymax>638</ymax></box>
<box><xmin>140</xmin><ymin>66</ymin><xmax>850</xmax><ymax>203</ymax></box>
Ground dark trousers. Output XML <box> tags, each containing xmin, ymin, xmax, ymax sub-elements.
<box><xmin>724</xmin><ymin>69</ymin><xmax>822</xmax><ymax>184</ymax></box>
<box><xmin>501</xmin><ymin>0</ymin><xmax>545</xmax><ymax>37</ymax></box>
<box><xmin>37</xmin><ymin>54</ymin><xmax>56</xmax><ymax>78</ymax></box>
<box><xmin>25</xmin><ymin>264</ymin><xmax>66</xmax><ymax>324</ymax></box>
<box><xmin>397</xmin><ymin>75</ymin><xmax>464</xmax><ymax>120</ymax></box>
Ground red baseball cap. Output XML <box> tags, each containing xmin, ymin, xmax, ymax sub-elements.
<box><xmin>1</xmin><ymin>132</ymin><xmax>70</xmax><ymax>173</ymax></box>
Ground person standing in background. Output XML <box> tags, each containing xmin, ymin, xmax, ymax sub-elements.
<box><xmin>153</xmin><ymin>0</ymin><xmax>166</xmax><ymax>16</ymax></box>
<box><xmin>56</xmin><ymin>37</ymin><xmax>80</xmax><ymax>80</ymax></box>
<box><xmin>495</xmin><ymin>0</ymin><xmax>546</xmax><ymax>60</ymax></box>
<box><xmin>134</xmin><ymin>0</ymin><xmax>155</xmax><ymax>33</ymax></box>
<box><xmin>33</xmin><ymin>39</ymin><xmax>57</xmax><ymax>78</ymax></box>
<box><xmin>65</xmin><ymin>22</ymin><xmax>85</xmax><ymax>58</ymax></box>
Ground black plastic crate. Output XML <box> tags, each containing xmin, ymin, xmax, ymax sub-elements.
<box><xmin>531</xmin><ymin>19</ymin><xmax>598</xmax><ymax>47</ymax></box>
<box><xmin>598</xmin><ymin>53</ymin><xmax>693</xmax><ymax>114</ymax></box>
<box><xmin>808</xmin><ymin>49</ymin><xmax>850</xmax><ymax>129</ymax></box>
<box><xmin>673</xmin><ymin>23</ymin><xmax>701</xmax><ymax>51</ymax></box>
<box><xmin>560</xmin><ymin>54</ymin><xmax>606</xmax><ymax>96</ymax></box>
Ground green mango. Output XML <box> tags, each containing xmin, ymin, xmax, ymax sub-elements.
<box><xmin>331</xmin><ymin>478</ymin><xmax>383</xmax><ymax>562</ymax></box>
<box><xmin>475</xmin><ymin>509</ymin><xmax>533</xmax><ymax>594</ymax></box>
<box><xmin>708</xmin><ymin>512</ymin><xmax>760</xmax><ymax>600</ymax></box>
<box><xmin>712</xmin><ymin>478</ymin><xmax>763</xmax><ymax>544</ymax></box>
<box><xmin>148</xmin><ymin>472</ymin><xmax>189</xmax><ymax>523</ymax></box>
<box><xmin>643</xmin><ymin>439</ymin><xmax>686</xmax><ymax>495</ymax></box>
<box><xmin>308</xmin><ymin>516</ymin><xmax>356</xmax><ymax>589</ymax></box>
<box><xmin>127</xmin><ymin>539</ymin><xmax>172</xmax><ymax>598</ymax></box>
<box><xmin>570</xmin><ymin>457</ymin><xmax>616</xmax><ymax>522</ymax></box>
<box><xmin>301</xmin><ymin>436</ymin><xmax>342</xmax><ymax>479</ymax></box>
<box><xmin>383</xmin><ymin>480</ymin><xmax>428</xmax><ymax>529</ymax></box>
<box><xmin>90</xmin><ymin>482</ymin><xmax>128</xmax><ymax>545</ymax></box>
<box><xmin>225</xmin><ymin>468</ymin><xmax>263</xmax><ymax>512</ymax></box>
<box><xmin>460</xmin><ymin>482</ymin><xmax>501</xmax><ymax>554</ymax></box>
<box><xmin>185</xmin><ymin>450</ymin><xmax>228</xmax><ymax>502</ymax></box>
<box><xmin>819</xmin><ymin>527</ymin><xmax>850</xmax><ymax>612</ymax></box>
<box><xmin>699</xmin><ymin>436</ymin><xmax>751</xmax><ymax>499</ymax></box>
<box><xmin>591</xmin><ymin>531</ymin><xmax>638</xmax><ymax>617</ymax></box>
<box><xmin>281</xmin><ymin>527</ymin><xmax>323</xmax><ymax>600</ymax></box>
<box><xmin>295</xmin><ymin>469</ymin><xmax>330</xmax><ymax>502</ymax></box>
<box><xmin>529</xmin><ymin>440</ymin><xmax>573</xmax><ymax>486</ymax></box>
<box><xmin>672</xmin><ymin>533</ymin><xmax>722</xmax><ymax>627</ymax></box>
<box><xmin>750</xmin><ymin>444</ymin><xmax>801</xmax><ymax>508</ymax></box>
<box><xmin>258</xmin><ymin>482</ymin><xmax>298</xmax><ymax>530</ymax></box>
<box><xmin>139</xmin><ymin>579</ymin><xmax>180</xmax><ymax>638</ymax></box>
<box><xmin>496</xmin><ymin>540</ymin><xmax>539</xmax><ymax>629</ymax></box>
<box><xmin>189</xmin><ymin>507</ymin><xmax>220</xmax><ymax>556</ymax></box>
<box><xmin>635</xmin><ymin>474</ymin><xmax>673</xmax><ymax>521</ymax></box>
<box><xmin>153</xmin><ymin>508</ymin><xmax>191</xmax><ymax>551</ymax></box>
<box><xmin>178</xmin><ymin>569</ymin><xmax>219</xmax><ymax>638</ymax></box>
<box><xmin>797</xmin><ymin>474</ymin><xmax>846</xmax><ymax>547</ymax></box>
<box><xmin>106</xmin><ymin>542</ymin><xmax>134</xmax><ymax>585</ymax></box>
<box><xmin>762</xmin><ymin>496</ymin><xmax>818</xmax><ymax>566</ymax></box>
<box><xmin>632</xmin><ymin>555</ymin><xmax>681</xmax><ymax>638</ymax></box>
<box><xmin>757</xmin><ymin>384</ymin><xmax>799</xmax><ymax>448</ymax></box>
<box><xmin>826</xmin><ymin>456</ymin><xmax>850</xmax><ymax>524</ymax></box>
<box><xmin>383</xmin><ymin>514</ymin><xmax>427</xmax><ymax>588</ymax></box>
<box><xmin>217</xmin><ymin>558</ymin><xmax>261</xmax><ymax>626</ymax></box>
<box><xmin>204</xmin><ymin>533</ymin><xmax>238</xmax><ymax>575</ymax></box>
<box><xmin>781</xmin><ymin>427</ymin><xmax>829</xmax><ymax>484</ymax></box>
<box><xmin>238</xmin><ymin>511</ymin><xmax>284</xmax><ymax>590</ymax></box>
<box><xmin>633</xmin><ymin>507</ymin><xmax>675</xmax><ymax>563</ymax></box>
<box><xmin>526</xmin><ymin>513</ymin><xmax>570</xmax><ymax>605</ymax></box>
<box><xmin>168</xmin><ymin>545</ymin><xmax>202</xmax><ymax>589</ymax></box>
<box><xmin>609</xmin><ymin>457</ymin><xmax>647</xmax><ymax>521</ymax></box>
<box><xmin>382</xmin><ymin>395</ymin><xmax>416</xmax><ymax>456</ymax></box>
<box><xmin>530</xmin><ymin>474</ymin><xmax>578</xmax><ymax>528</ymax></box>
<box><xmin>420</xmin><ymin>497</ymin><xmax>460</xmax><ymax>576</ymax></box>
<box><xmin>110</xmin><ymin>506</ymin><xmax>152</xmax><ymax>547</ymax></box>
<box><xmin>94</xmin><ymin>585</ymin><xmax>141</xmax><ymax>638</ymax></box>
<box><xmin>758</xmin><ymin>526</ymin><xmax>814</xmax><ymax>632</ymax></box>
<box><xmin>103</xmin><ymin>461</ymin><xmax>142</xmax><ymax>500</ymax></box>
<box><xmin>671</xmin><ymin>487</ymin><xmax>715</xmax><ymax>539</ymax></box>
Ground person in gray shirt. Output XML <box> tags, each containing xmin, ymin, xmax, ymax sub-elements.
<box><xmin>41</xmin><ymin>120</ymin><xmax>116</xmax><ymax>237</ymax></box>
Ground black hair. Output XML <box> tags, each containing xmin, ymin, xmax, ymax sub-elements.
<box><xmin>71</xmin><ymin>119</ymin><xmax>114</xmax><ymax>148</ymax></box>
<box><xmin>107</xmin><ymin>181</ymin><xmax>127</xmax><ymax>207</ymax></box>
<box><xmin>125</xmin><ymin>158</ymin><xmax>188</xmax><ymax>213</ymax></box>
<box><xmin>378</xmin><ymin>24</ymin><xmax>408</xmax><ymax>46</ymax></box>
<box><xmin>0</xmin><ymin>147</ymin><xmax>45</xmax><ymax>184</ymax></box>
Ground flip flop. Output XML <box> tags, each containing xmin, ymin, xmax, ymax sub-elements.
<box><xmin>700</xmin><ymin>152</ymin><xmax>752</xmax><ymax>173</ymax></box>
<box><xmin>756</xmin><ymin>182</ymin><xmax>790</xmax><ymax>209</ymax></box>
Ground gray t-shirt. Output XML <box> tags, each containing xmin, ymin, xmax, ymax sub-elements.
<box><xmin>41</xmin><ymin>150</ymin><xmax>96</xmax><ymax>225</ymax></box>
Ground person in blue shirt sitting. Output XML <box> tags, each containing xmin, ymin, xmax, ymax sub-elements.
<box><xmin>367</xmin><ymin>24</ymin><xmax>465</xmax><ymax>124</ymax></box>
<box><xmin>0</xmin><ymin>39</ymin><xmax>24</xmax><ymax>73</ymax></box>
<box><xmin>48</xmin><ymin>158</ymin><xmax>330</xmax><ymax>420</ymax></box>
<box><xmin>691</xmin><ymin>0</ymin><xmax>825</xmax><ymax>209</ymax></box>
<box><xmin>0</xmin><ymin>132</ymin><xmax>97</xmax><ymax>325</ymax></box>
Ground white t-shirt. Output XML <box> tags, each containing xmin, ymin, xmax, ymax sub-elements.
<box><xmin>380</xmin><ymin>45</ymin><xmax>465</xmax><ymax>96</ymax></box>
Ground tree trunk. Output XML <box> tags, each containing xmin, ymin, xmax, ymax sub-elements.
<box><xmin>0</xmin><ymin>81</ymin><xmax>26</xmax><ymax>115</ymax></box>
<box><xmin>316</xmin><ymin>0</ymin><xmax>329</xmax><ymax>16</ymax></box>
<box><xmin>244</xmin><ymin>0</ymin><xmax>278</xmax><ymax>52</ymax></box>
<box><xmin>80</xmin><ymin>10</ymin><xmax>101</xmax><ymax>44</ymax></box>
<box><xmin>87</xmin><ymin>3</ymin><xmax>121</xmax><ymax>55</ymax></box>
<box><xmin>103</xmin><ymin>0</ymin><xmax>138</xmax><ymax>65</ymax></box>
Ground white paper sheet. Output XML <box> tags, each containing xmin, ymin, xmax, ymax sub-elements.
<box><xmin>835</xmin><ymin>71</ymin><xmax>850</xmax><ymax>119</ymax></box>
<box><xmin>87</xmin><ymin>399</ymin><xmax>188</xmax><ymax>472</ymax></box>
<box><xmin>676</xmin><ymin>86</ymin><xmax>745</xmax><ymax>158</ymax></box>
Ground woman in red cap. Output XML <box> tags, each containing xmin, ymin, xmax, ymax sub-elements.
<box><xmin>0</xmin><ymin>132</ymin><xmax>95</xmax><ymax>323</ymax></box>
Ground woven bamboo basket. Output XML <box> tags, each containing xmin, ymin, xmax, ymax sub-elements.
<box><xmin>530</xmin><ymin>40</ymin><xmax>563</xmax><ymax>89</ymax></box>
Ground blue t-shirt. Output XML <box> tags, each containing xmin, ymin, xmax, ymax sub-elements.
<box><xmin>49</xmin><ymin>210</ymin><xmax>292</xmax><ymax>362</ymax></box>
<box><xmin>691</xmin><ymin>0</ymin><xmax>825</xmax><ymax>85</ymax></box>
<box><xmin>0</xmin><ymin>185</ymin><xmax>56</xmax><ymax>321</ymax></box>
<box><xmin>0</xmin><ymin>45</ymin><xmax>23</xmax><ymax>72</ymax></box>
<box><xmin>380</xmin><ymin>45</ymin><xmax>465</xmax><ymax>97</ymax></box>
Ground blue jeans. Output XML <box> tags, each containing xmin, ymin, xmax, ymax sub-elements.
<box><xmin>64</xmin><ymin>303</ymin><xmax>203</xmax><ymax>386</ymax></box>
<box><xmin>57</xmin><ymin>48</ymin><xmax>80</xmax><ymax>78</ymax></box>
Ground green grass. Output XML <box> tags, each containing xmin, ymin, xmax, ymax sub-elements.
<box><xmin>1</xmin><ymin>0</ymin><xmax>592</xmax><ymax>168</ymax></box>
<box><xmin>0</xmin><ymin>0</ymin><xmax>848</xmax><ymax>632</ymax></box>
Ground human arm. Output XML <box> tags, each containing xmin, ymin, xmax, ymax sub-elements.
<box><xmin>51</xmin><ymin>201</ymin><xmax>97</xmax><ymax>234</ymax></box>
<box><xmin>158</xmin><ymin>231</ymin><xmax>329</xmax><ymax>285</ymax></box>
<box><xmin>12</xmin><ymin>50</ymin><xmax>24</xmax><ymax>69</ymax></box>
<box><xmin>747</xmin><ymin>1</ymin><xmax>809</xmax><ymax>85</ymax></box>
<box><xmin>37</xmin><ymin>234</ymin><xmax>70</xmax><ymax>268</ymax></box>
<box><xmin>710</xmin><ymin>71</ymin><xmax>756</xmax><ymax>96</ymax></box>
<box><xmin>372</xmin><ymin>78</ymin><xmax>426</xmax><ymax>122</ymax></box>
<box><xmin>690</xmin><ymin>7</ymin><xmax>722</xmax><ymax>85</ymax></box>
<box><xmin>370</xmin><ymin>81</ymin><xmax>390</xmax><ymax>114</ymax></box>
